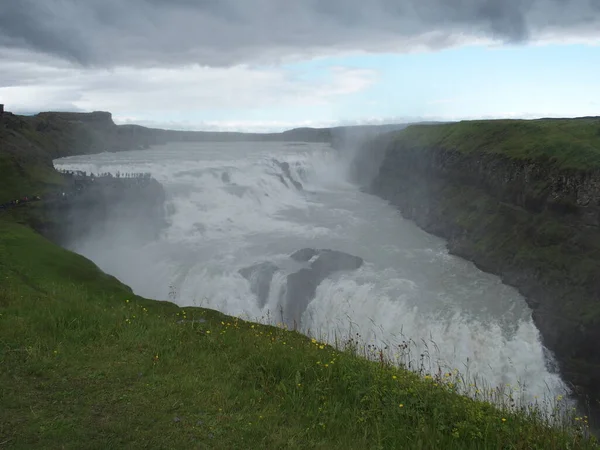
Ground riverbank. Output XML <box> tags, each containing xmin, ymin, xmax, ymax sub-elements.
<box><xmin>1</xmin><ymin>111</ymin><xmax>598</xmax><ymax>448</ymax></box>
<box><xmin>368</xmin><ymin>117</ymin><xmax>600</xmax><ymax>419</ymax></box>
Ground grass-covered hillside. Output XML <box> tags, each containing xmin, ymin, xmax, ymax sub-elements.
<box><xmin>1</xmin><ymin>113</ymin><xmax>598</xmax><ymax>448</ymax></box>
<box><xmin>0</xmin><ymin>220</ymin><xmax>597</xmax><ymax>449</ymax></box>
<box><xmin>395</xmin><ymin>117</ymin><xmax>600</xmax><ymax>169</ymax></box>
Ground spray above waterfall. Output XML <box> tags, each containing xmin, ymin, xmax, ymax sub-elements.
<box><xmin>54</xmin><ymin>139</ymin><xmax>569</xmax><ymax>409</ymax></box>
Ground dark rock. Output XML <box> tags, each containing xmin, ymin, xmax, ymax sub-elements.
<box><xmin>284</xmin><ymin>249</ymin><xmax>363</xmax><ymax>326</ymax></box>
<box><xmin>239</xmin><ymin>262</ymin><xmax>280</xmax><ymax>308</ymax></box>
<box><xmin>310</xmin><ymin>249</ymin><xmax>364</xmax><ymax>274</ymax></box>
<box><xmin>274</xmin><ymin>160</ymin><xmax>303</xmax><ymax>190</ymax></box>
<box><xmin>290</xmin><ymin>248</ymin><xmax>319</xmax><ymax>262</ymax></box>
<box><xmin>285</xmin><ymin>268</ymin><xmax>320</xmax><ymax>326</ymax></box>
<box><xmin>366</xmin><ymin>129</ymin><xmax>600</xmax><ymax>422</ymax></box>
<box><xmin>221</xmin><ymin>172</ymin><xmax>231</xmax><ymax>183</ymax></box>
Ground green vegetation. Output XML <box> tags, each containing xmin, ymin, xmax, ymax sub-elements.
<box><xmin>395</xmin><ymin>118</ymin><xmax>600</xmax><ymax>169</ymax></box>
<box><xmin>0</xmin><ymin>116</ymin><xmax>64</xmax><ymax>203</ymax></box>
<box><xmin>1</xmin><ymin>112</ymin><xmax>599</xmax><ymax>448</ymax></box>
<box><xmin>0</xmin><ymin>220</ymin><xmax>597</xmax><ymax>449</ymax></box>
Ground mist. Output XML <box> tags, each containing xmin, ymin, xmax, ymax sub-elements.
<box><xmin>53</xmin><ymin>136</ymin><xmax>569</xmax><ymax>412</ymax></box>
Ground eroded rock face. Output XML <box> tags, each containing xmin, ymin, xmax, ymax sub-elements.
<box><xmin>290</xmin><ymin>248</ymin><xmax>319</xmax><ymax>262</ymax></box>
<box><xmin>368</xmin><ymin>137</ymin><xmax>600</xmax><ymax>416</ymax></box>
<box><xmin>240</xmin><ymin>248</ymin><xmax>364</xmax><ymax>326</ymax></box>
<box><xmin>238</xmin><ymin>262</ymin><xmax>280</xmax><ymax>308</ymax></box>
<box><xmin>284</xmin><ymin>249</ymin><xmax>363</xmax><ymax>326</ymax></box>
<box><xmin>274</xmin><ymin>160</ymin><xmax>303</xmax><ymax>190</ymax></box>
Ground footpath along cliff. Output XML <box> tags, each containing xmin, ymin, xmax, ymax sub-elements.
<box><xmin>362</xmin><ymin>117</ymin><xmax>600</xmax><ymax>409</ymax></box>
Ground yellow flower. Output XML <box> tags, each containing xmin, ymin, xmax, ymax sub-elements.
<box><xmin>392</xmin><ymin>375</ymin><xmax>397</xmax><ymax>380</ymax></box>
<box><xmin>399</xmin><ymin>404</ymin><xmax>404</xmax><ymax>408</ymax></box>
<box><xmin>206</xmin><ymin>330</ymin><xmax>211</xmax><ymax>334</ymax></box>
<box><xmin>501</xmin><ymin>418</ymin><xmax>506</xmax><ymax>422</ymax></box>
<box><xmin>319</xmin><ymin>345</ymin><xmax>324</xmax><ymax>350</ymax></box>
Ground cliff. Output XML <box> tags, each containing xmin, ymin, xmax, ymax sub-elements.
<box><xmin>367</xmin><ymin>117</ymin><xmax>600</xmax><ymax>412</ymax></box>
<box><xmin>0</xmin><ymin>112</ymin><xmax>168</xmax><ymax>247</ymax></box>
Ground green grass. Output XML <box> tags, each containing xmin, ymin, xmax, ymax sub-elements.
<box><xmin>394</xmin><ymin>118</ymin><xmax>600</xmax><ymax>169</ymax></box>
<box><xmin>0</xmin><ymin>218</ymin><xmax>597</xmax><ymax>449</ymax></box>
<box><xmin>2</xmin><ymin>113</ymin><xmax>599</xmax><ymax>447</ymax></box>
<box><xmin>0</xmin><ymin>116</ymin><xmax>65</xmax><ymax>204</ymax></box>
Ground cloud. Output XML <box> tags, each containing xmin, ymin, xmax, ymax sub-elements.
<box><xmin>0</xmin><ymin>0</ymin><xmax>599</xmax><ymax>67</ymax></box>
<box><xmin>0</xmin><ymin>52</ymin><xmax>377</xmax><ymax>120</ymax></box>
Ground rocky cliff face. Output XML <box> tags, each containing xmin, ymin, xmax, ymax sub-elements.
<box><xmin>31</xmin><ymin>175</ymin><xmax>167</xmax><ymax>248</ymax></box>
<box><xmin>367</xmin><ymin>122</ymin><xmax>600</xmax><ymax>411</ymax></box>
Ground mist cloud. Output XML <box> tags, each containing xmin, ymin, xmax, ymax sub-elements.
<box><xmin>1</xmin><ymin>0</ymin><xmax>599</xmax><ymax>67</ymax></box>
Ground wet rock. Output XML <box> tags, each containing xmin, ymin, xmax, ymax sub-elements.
<box><xmin>290</xmin><ymin>248</ymin><xmax>319</xmax><ymax>262</ymax></box>
<box><xmin>239</xmin><ymin>262</ymin><xmax>280</xmax><ymax>308</ymax></box>
<box><xmin>310</xmin><ymin>249</ymin><xmax>364</xmax><ymax>274</ymax></box>
<box><xmin>274</xmin><ymin>160</ymin><xmax>303</xmax><ymax>190</ymax></box>
<box><xmin>284</xmin><ymin>249</ymin><xmax>363</xmax><ymax>326</ymax></box>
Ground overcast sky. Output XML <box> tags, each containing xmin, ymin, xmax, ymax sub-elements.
<box><xmin>1</xmin><ymin>0</ymin><xmax>599</xmax><ymax>131</ymax></box>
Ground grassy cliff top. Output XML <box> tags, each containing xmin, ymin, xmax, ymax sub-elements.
<box><xmin>393</xmin><ymin>117</ymin><xmax>600</xmax><ymax>170</ymax></box>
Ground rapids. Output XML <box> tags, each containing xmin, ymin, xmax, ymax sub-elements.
<box><xmin>54</xmin><ymin>140</ymin><xmax>568</xmax><ymax>408</ymax></box>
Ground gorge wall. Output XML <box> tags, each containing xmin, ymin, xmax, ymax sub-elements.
<box><xmin>365</xmin><ymin>118</ymin><xmax>600</xmax><ymax>409</ymax></box>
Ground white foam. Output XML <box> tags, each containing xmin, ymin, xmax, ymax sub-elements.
<box><xmin>54</xmin><ymin>140</ymin><xmax>570</xmax><ymax>410</ymax></box>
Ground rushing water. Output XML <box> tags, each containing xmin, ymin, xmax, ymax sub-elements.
<box><xmin>54</xmin><ymin>141</ymin><xmax>568</xmax><ymax>406</ymax></box>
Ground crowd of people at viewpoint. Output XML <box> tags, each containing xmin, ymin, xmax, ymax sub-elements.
<box><xmin>0</xmin><ymin>169</ymin><xmax>153</xmax><ymax>213</ymax></box>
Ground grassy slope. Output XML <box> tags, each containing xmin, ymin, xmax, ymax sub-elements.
<box><xmin>0</xmin><ymin>219</ymin><xmax>596</xmax><ymax>449</ymax></box>
<box><xmin>1</xmin><ymin>114</ymin><xmax>598</xmax><ymax>448</ymax></box>
<box><xmin>395</xmin><ymin>118</ymin><xmax>600</xmax><ymax>169</ymax></box>
<box><xmin>0</xmin><ymin>116</ymin><xmax>64</xmax><ymax>204</ymax></box>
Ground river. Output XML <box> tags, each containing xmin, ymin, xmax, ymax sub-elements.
<box><xmin>54</xmin><ymin>140</ymin><xmax>568</xmax><ymax>408</ymax></box>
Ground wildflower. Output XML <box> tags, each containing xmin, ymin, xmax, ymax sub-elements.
<box><xmin>501</xmin><ymin>418</ymin><xmax>506</xmax><ymax>422</ymax></box>
<box><xmin>557</xmin><ymin>395</ymin><xmax>563</xmax><ymax>401</ymax></box>
<box><xmin>392</xmin><ymin>375</ymin><xmax>397</xmax><ymax>380</ymax></box>
<box><xmin>125</xmin><ymin>299</ymin><xmax>130</xmax><ymax>303</ymax></box>
<box><xmin>311</xmin><ymin>338</ymin><xmax>317</xmax><ymax>344</ymax></box>
<box><xmin>399</xmin><ymin>404</ymin><xmax>404</xmax><ymax>408</ymax></box>
<box><xmin>206</xmin><ymin>330</ymin><xmax>211</xmax><ymax>334</ymax></box>
<box><xmin>319</xmin><ymin>345</ymin><xmax>324</xmax><ymax>350</ymax></box>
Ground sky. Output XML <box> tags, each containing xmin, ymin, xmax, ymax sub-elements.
<box><xmin>0</xmin><ymin>0</ymin><xmax>599</xmax><ymax>131</ymax></box>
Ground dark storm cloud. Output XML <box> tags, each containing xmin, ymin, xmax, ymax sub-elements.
<box><xmin>0</xmin><ymin>0</ymin><xmax>598</xmax><ymax>66</ymax></box>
